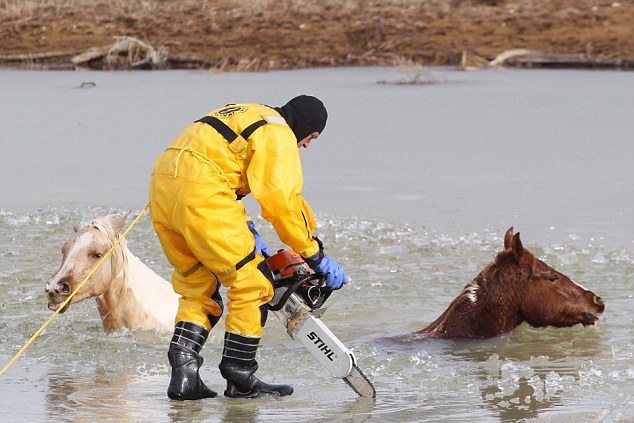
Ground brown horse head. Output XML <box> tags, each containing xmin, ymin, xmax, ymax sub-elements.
<box><xmin>45</xmin><ymin>213</ymin><xmax>129</xmax><ymax>313</ymax></box>
<box><xmin>418</xmin><ymin>227</ymin><xmax>605</xmax><ymax>338</ymax></box>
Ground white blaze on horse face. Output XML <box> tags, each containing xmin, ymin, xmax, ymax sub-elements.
<box><xmin>50</xmin><ymin>231</ymin><xmax>97</xmax><ymax>291</ymax></box>
<box><xmin>65</xmin><ymin>231</ymin><xmax>95</xmax><ymax>272</ymax></box>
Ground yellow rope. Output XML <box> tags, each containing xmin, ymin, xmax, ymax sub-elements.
<box><xmin>0</xmin><ymin>204</ymin><xmax>150</xmax><ymax>377</ymax></box>
<box><xmin>166</xmin><ymin>146</ymin><xmax>230</xmax><ymax>184</ymax></box>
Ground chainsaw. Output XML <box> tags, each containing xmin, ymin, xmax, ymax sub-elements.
<box><xmin>265</xmin><ymin>250</ymin><xmax>376</xmax><ymax>398</ymax></box>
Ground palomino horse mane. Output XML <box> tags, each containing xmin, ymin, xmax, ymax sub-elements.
<box><xmin>90</xmin><ymin>216</ymin><xmax>129</xmax><ymax>288</ymax></box>
<box><xmin>89</xmin><ymin>216</ymin><xmax>130</xmax><ymax>323</ymax></box>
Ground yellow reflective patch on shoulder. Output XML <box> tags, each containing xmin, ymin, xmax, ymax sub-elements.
<box><xmin>212</xmin><ymin>104</ymin><xmax>248</xmax><ymax>118</ymax></box>
<box><xmin>263</xmin><ymin>115</ymin><xmax>288</xmax><ymax>127</ymax></box>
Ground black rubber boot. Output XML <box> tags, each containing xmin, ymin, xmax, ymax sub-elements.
<box><xmin>219</xmin><ymin>332</ymin><xmax>293</xmax><ymax>398</ymax></box>
<box><xmin>167</xmin><ymin>321</ymin><xmax>217</xmax><ymax>400</ymax></box>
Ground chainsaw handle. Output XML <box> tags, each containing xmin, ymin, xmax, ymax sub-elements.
<box><xmin>267</xmin><ymin>273</ymin><xmax>325</xmax><ymax>311</ymax></box>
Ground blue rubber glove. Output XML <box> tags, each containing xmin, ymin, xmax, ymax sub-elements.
<box><xmin>309</xmin><ymin>254</ymin><xmax>348</xmax><ymax>290</ymax></box>
<box><xmin>247</xmin><ymin>221</ymin><xmax>271</xmax><ymax>257</ymax></box>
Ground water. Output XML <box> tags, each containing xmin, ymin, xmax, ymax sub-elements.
<box><xmin>1</xmin><ymin>67</ymin><xmax>633</xmax><ymax>422</ymax></box>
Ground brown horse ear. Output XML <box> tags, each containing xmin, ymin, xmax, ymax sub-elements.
<box><xmin>511</xmin><ymin>232</ymin><xmax>524</xmax><ymax>261</ymax></box>
<box><xmin>504</xmin><ymin>227</ymin><xmax>514</xmax><ymax>250</ymax></box>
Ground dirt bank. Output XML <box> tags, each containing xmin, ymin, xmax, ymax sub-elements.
<box><xmin>1</xmin><ymin>0</ymin><xmax>633</xmax><ymax>70</ymax></box>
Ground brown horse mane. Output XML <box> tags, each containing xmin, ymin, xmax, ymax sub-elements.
<box><xmin>422</xmin><ymin>244</ymin><xmax>525</xmax><ymax>338</ymax></box>
<box><xmin>420</xmin><ymin>258</ymin><xmax>522</xmax><ymax>338</ymax></box>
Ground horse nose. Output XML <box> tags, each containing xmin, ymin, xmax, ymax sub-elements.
<box><xmin>588</xmin><ymin>292</ymin><xmax>605</xmax><ymax>312</ymax></box>
<box><xmin>583</xmin><ymin>291</ymin><xmax>605</xmax><ymax>312</ymax></box>
<box><xmin>46</xmin><ymin>278</ymin><xmax>71</xmax><ymax>294</ymax></box>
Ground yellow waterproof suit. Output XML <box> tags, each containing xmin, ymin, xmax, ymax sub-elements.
<box><xmin>149</xmin><ymin>103</ymin><xmax>321</xmax><ymax>337</ymax></box>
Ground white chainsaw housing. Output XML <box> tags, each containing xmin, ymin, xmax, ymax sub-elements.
<box><xmin>273</xmin><ymin>291</ymin><xmax>356</xmax><ymax>378</ymax></box>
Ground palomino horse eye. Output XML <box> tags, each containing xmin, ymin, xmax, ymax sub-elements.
<box><xmin>92</xmin><ymin>252</ymin><xmax>103</xmax><ymax>259</ymax></box>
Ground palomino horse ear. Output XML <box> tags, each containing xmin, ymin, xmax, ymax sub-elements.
<box><xmin>511</xmin><ymin>232</ymin><xmax>524</xmax><ymax>261</ymax></box>
<box><xmin>73</xmin><ymin>221</ymin><xmax>82</xmax><ymax>233</ymax></box>
<box><xmin>504</xmin><ymin>227</ymin><xmax>514</xmax><ymax>250</ymax></box>
<box><xmin>108</xmin><ymin>211</ymin><xmax>130</xmax><ymax>236</ymax></box>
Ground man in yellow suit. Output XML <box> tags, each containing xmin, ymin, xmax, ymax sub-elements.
<box><xmin>149</xmin><ymin>95</ymin><xmax>348</xmax><ymax>400</ymax></box>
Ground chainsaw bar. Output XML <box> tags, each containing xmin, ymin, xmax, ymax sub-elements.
<box><xmin>345</xmin><ymin>364</ymin><xmax>376</xmax><ymax>398</ymax></box>
<box><xmin>272</xmin><ymin>291</ymin><xmax>376</xmax><ymax>398</ymax></box>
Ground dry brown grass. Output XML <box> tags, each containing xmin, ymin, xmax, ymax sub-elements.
<box><xmin>1</xmin><ymin>0</ymin><xmax>633</xmax><ymax>70</ymax></box>
<box><xmin>2</xmin><ymin>0</ymin><xmax>611</xmax><ymax>20</ymax></box>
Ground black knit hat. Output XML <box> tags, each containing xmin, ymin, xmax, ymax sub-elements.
<box><xmin>275</xmin><ymin>95</ymin><xmax>328</xmax><ymax>142</ymax></box>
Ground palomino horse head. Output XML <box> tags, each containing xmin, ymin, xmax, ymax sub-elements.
<box><xmin>418</xmin><ymin>227</ymin><xmax>605</xmax><ymax>338</ymax></box>
<box><xmin>45</xmin><ymin>213</ymin><xmax>129</xmax><ymax>313</ymax></box>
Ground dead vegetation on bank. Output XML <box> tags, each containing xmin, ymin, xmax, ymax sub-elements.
<box><xmin>1</xmin><ymin>0</ymin><xmax>633</xmax><ymax>71</ymax></box>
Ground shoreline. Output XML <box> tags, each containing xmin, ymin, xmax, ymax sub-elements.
<box><xmin>2</xmin><ymin>0</ymin><xmax>634</xmax><ymax>72</ymax></box>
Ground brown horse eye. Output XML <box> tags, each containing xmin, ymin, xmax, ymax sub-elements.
<box><xmin>548</xmin><ymin>275</ymin><xmax>559</xmax><ymax>283</ymax></box>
